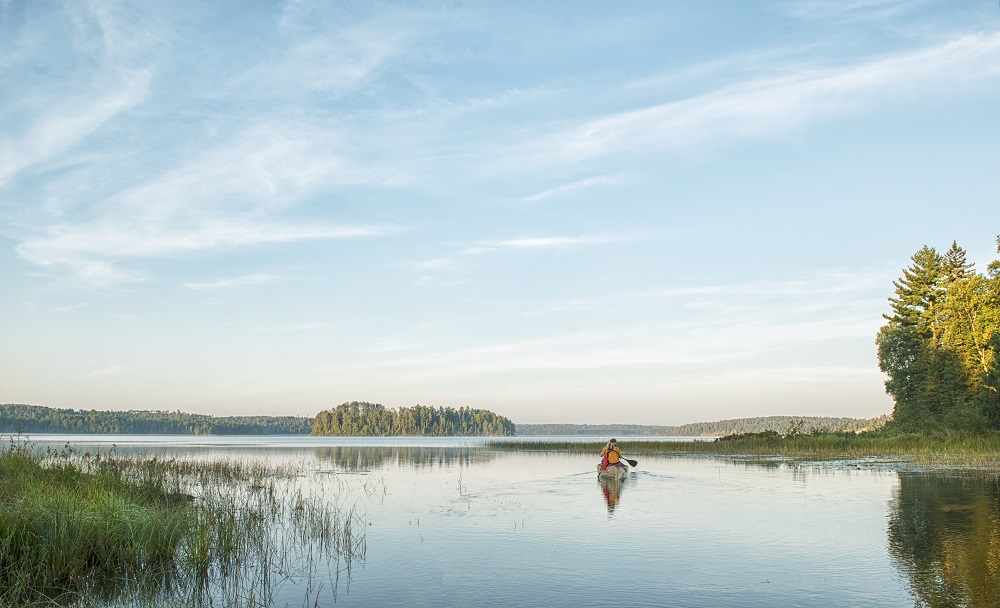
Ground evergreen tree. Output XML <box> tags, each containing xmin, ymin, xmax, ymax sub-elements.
<box><xmin>942</xmin><ymin>241</ymin><xmax>973</xmax><ymax>283</ymax></box>
<box><xmin>878</xmin><ymin>238</ymin><xmax>1000</xmax><ymax>432</ymax></box>
<box><xmin>309</xmin><ymin>402</ymin><xmax>514</xmax><ymax>436</ymax></box>
<box><xmin>885</xmin><ymin>245</ymin><xmax>945</xmax><ymax>339</ymax></box>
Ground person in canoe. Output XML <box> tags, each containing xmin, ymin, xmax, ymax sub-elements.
<box><xmin>599</xmin><ymin>438</ymin><xmax>625</xmax><ymax>472</ymax></box>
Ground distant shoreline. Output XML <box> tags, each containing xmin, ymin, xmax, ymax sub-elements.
<box><xmin>2</xmin><ymin>404</ymin><xmax>888</xmax><ymax>437</ymax></box>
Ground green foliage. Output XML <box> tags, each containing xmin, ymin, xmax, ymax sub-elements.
<box><xmin>491</xmin><ymin>432</ymin><xmax>1000</xmax><ymax>467</ymax></box>
<box><xmin>0</xmin><ymin>403</ymin><xmax>313</xmax><ymax>435</ymax></box>
<box><xmin>311</xmin><ymin>401</ymin><xmax>515</xmax><ymax>436</ymax></box>
<box><xmin>0</xmin><ymin>438</ymin><xmax>193</xmax><ymax>604</ymax></box>
<box><xmin>0</xmin><ymin>437</ymin><xmax>366</xmax><ymax>606</ymax></box>
<box><xmin>878</xmin><ymin>238</ymin><xmax>1000</xmax><ymax>432</ymax></box>
<box><xmin>514</xmin><ymin>416</ymin><xmax>888</xmax><ymax>437</ymax></box>
<box><xmin>513</xmin><ymin>423</ymin><xmax>675</xmax><ymax>436</ymax></box>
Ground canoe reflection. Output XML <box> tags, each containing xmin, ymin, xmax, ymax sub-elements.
<box><xmin>599</xmin><ymin>474</ymin><xmax>627</xmax><ymax>513</ymax></box>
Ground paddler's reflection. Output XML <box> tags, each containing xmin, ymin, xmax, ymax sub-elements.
<box><xmin>600</xmin><ymin>476</ymin><xmax>625</xmax><ymax>513</ymax></box>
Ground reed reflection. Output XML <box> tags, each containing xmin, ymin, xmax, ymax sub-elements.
<box><xmin>312</xmin><ymin>446</ymin><xmax>497</xmax><ymax>472</ymax></box>
<box><xmin>888</xmin><ymin>474</ymin><xmax>1000</xmax><ymax>607</ymax></box>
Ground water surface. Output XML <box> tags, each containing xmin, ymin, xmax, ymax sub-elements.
<box><xmin>18</xmin><ymin>435</ymin><xmax>997</xmax><ymax>607</ymax></box>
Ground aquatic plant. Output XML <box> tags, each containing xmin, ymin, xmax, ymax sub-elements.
<box><xmin>0</xmin><ymin>436</ymin><xmax>367</xmax><ymax>607</ymax></box>
<box><xmin>488</xmin><ymin>431</ymin><xmax>1000</xmax><ymax>470</ymax></box>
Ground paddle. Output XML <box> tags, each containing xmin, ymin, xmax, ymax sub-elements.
<box><xmin>622</xmin><ymin>457</ymin><xmax>638</xmax><ymax>467</ymax></box>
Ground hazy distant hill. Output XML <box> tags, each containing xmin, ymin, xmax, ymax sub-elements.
<box><xmin>515</xmin><ymin>415</ymin><xmax>889</xmax><ymax>437</ymax></box>
<box><xmin>513</xmin><ymin>423</ymin><xmax>673</xmax><ymax>436</ymax></box>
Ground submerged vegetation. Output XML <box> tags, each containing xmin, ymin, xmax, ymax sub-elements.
<box><xmin>0</xmin><ymin>436</ymin><xmax>366</xmax><ymax>607</ymax></box>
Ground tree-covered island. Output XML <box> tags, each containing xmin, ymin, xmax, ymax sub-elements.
<box><xmin>310</xmin><ymin>401</ymin><xmax>515</xmax><ymax>436</ymax></box>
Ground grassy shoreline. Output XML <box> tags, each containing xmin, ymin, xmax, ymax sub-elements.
<box><xmin>488</xmin><ymin>432</ymin><xmax>1000</xmax><ymax>469</ymax></box>
<box><xmin>0</xmin><ymin>437</ymin><xmax>365</xmax><ymax>607</ymax></box>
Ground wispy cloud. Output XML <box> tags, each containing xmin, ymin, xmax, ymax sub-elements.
<box><xmin>526</xmin><ymin>269</ymin><xmax>892</xmax><ymax>321</ymax></box>
<box><xmin>523</xmin><ymin>33</ymin><xmax>1000</xmax><ymax>166</ymax></box>
<box><xmin>14</xmin><ymin>123</ymin><xmax>400</xmax><ymax>285</ymax></box>
<box><xmin>462</xmin><ymin>234</ymin><xmax>626</xmax><ymax>255</ymax></box>
<box><xmin>17</xmin><ymin>219</ymin><xmax>388</xmax><ymax>287</ymax></box>
<box><xmin>0</xmin><ymin>1</ymin><xmax>168</xmax><ymax>187</ymax></box>
<box><xmin>185</xmin><ymin>274</ymin><xmax>276</xmax><ymax>291</ymax></box>
<box><xmin>55</xmin><ymin>301</ymin><xmax>89</xmax><ymax>313</ymax></box>
<box><xmin>406</xmin><ymin>233</ymin><xmax>636</xmax><ymax>285</ymax></box>
<box><xmin>0</xmin><ymin>69</ymin><xmax>151</xmax><ymax>187</ymax></box>
<box><xmin>80</xmin><ymin>365</ymin><xmax>124</xmax><ymax>378</ymax></box>
<box><xmin>521</xmin><ymin>174</ymin><xmax>622</xmax><ymax>203</ymax></box>
<box><xmin>317</xmin><ymin>267</ymin><xmax>893</xmax><ymax>387</ymax></box>
<box><xmin>411</xmin><ymin>258</ymin><xmax>455</xmax><ymax>270</ymax></box>
<box><xmin>252</xmin><ymin>322</ymin><xmax>336</xmax><ymax>332</ymax></box>
<box><xmin>776</xmin><ymin>0</ymin><xmax>925</xmax><ymax>22</ymax></box>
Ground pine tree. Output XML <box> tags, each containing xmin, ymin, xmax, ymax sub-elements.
<box><xmin>942</xmin><ymin>241</ymin><xmax>974</xmax><ymax>283</ymax></box>
<box><xmin>886</xmin><ymin>246</ymin><xmax>945</xmax><ymax>340</ymax></box>
<box><xmin>878</xmin><ymin>239</ymin><xmax>1000</xmax><ymax>432</ymax></box>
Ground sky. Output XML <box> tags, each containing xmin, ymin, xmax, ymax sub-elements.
<box><xmin>2</xmin><ymin>0</ymin><xmax>1000</xmax><ymax>425</ymax></box>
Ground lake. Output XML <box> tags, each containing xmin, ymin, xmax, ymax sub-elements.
<box><xmin>16</xmin><ymin>435</ymin><xmax>999</xmax><ymax>607</ymax></box>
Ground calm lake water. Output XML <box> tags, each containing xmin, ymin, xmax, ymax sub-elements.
<box><xmin>18</xmin><ymin>435</ymin><xmax>1000</xmax><ymax>607</ymax></box>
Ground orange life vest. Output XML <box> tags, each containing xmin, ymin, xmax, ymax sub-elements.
<box><xmin>602</xmin><ymin>445</ymin><xmax>621</xmax><ymax>465</ymax></box>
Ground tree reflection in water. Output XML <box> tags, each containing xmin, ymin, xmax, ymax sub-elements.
<box><xmin>312</xmin><ymin>446</ymin><xmax>497</xmax><ymax>473</ymax></box>
<box><xmin>888</xmin><ymin>474</ymin><xmax>1000</xmax><ymax>607</ymax></box>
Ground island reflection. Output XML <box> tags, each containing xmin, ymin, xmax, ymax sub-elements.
<box><xmin>313</xmin><ymin>445</ymin><xmax>497</xmax><ymax>472</ymax></box>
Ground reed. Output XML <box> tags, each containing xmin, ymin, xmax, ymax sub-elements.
<box><xmin>0</xmin><ymin>437</ymin><xmax>367</xmax><ymax>607</ymax></box>
<box><xmin>488</xmin><ymin>432</ymin><xmax>1000</xmax><ymax>468</ymax></box>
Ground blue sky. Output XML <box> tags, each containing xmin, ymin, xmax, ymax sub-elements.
<box><xmin>2</xmin><ymin>0</ymin><xmax>999</xmax><ymax>425</ymax></box>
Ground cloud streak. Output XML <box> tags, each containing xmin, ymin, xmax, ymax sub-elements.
<box><xmin>521</xmin><ymin>174</ymin><xmax>622</xmax><ymax>203</ymax></box>
<box><xmin>524</xmin><ymin>33</ymin><xmax>1000</xmax><ymax>166</ymax></box>
<box><xmin>80</xmin><ymin>365</ymin><xmax>124</xmax><ymax>379</ymax></box>
<box><xmin>14</xmin><ymin>123</ymin><xmax>401</xmax><ymax>285</ymax></box>
<box><xmin>462</xmin><ymin>234</ymin><xmax>626</xmax><ymax>255</ymax></box>
<box><xmin>0</xmin><ymin>68</ymin><xmax>151</xmax><ymax>187</ymax></box>
<box><xmin>185</xmin><ymin>274</ymin><xmax>276</xmax><ymax>291</ymax></box>
<box><xmin>776</xmin><ymin>0</ymin><xmax>925</xmax><ymax>22</ymax></box>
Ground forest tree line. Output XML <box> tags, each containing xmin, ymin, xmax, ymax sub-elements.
<box><xmin>514</xmin><ymin>416</ymin><xmax>888</xmax><ymax>437</ymax></box>
<box><xmin>877</xmin><ymin>237</ymin><xmax>1000</xmax><ymax>432</ymax></box>
<box><xmin>0</xmin><ymin>404</ymin><xmax>312</xmax><ymax>435</ymax></box>
<box><xmin>310</xmin><ymin>402</ymin><xmax>515</xmax><ymax>436</ymax></box>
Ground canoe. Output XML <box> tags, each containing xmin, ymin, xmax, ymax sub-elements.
<box><xmin>598</xmin><ymin>465</ymin><xmax>628</xmax><ymax>481</ymax></box>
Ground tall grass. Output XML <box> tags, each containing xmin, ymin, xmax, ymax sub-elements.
<box><xmin>0</xmin><ymin>437</ymin><xmax>367</xmax><ymax>607</ymax></box>
<box><xmin>488</xmin><ymin>431</ymin><xmax>1000</xmax><ymax>468</ymax></box>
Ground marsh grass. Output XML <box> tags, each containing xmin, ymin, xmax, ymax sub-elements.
<box><xmin>489</xmin><ymin>432</ymin><xmax>1000</xmax><ymax>470</ymax></box>
<box><xmin>0</xmin><ymin>437</ymin><xmax>366</xmax><ymax>607</ymax></box>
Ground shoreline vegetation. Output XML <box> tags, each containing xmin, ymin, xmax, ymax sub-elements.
<box><xmin>489</xmin><ymin>431</ymin><xmax>1000</xmax><ymax>470</ymax></box>
<box><xmin>2</xmin><ymin>404</ymin><xmax>887</xmax><ymax>439</ymax></box>
<box><xmin>513</xmin><ymin>415</ymin><xmax>888</xmax><ymax>437</ymax></box>
<box><xmin>0</xmin><ymin>435</ymin><xmax>366</xmax><ymax>607</ymax></box>
<box><xmin>0</xmin><ymin>402</ymin><xmax>518</xmax><ymax>437</ymax></box>
<box><xmin>0</xmin><ymin>404</ymin><xmax>312</xmax><ymax>436</ymax></box>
